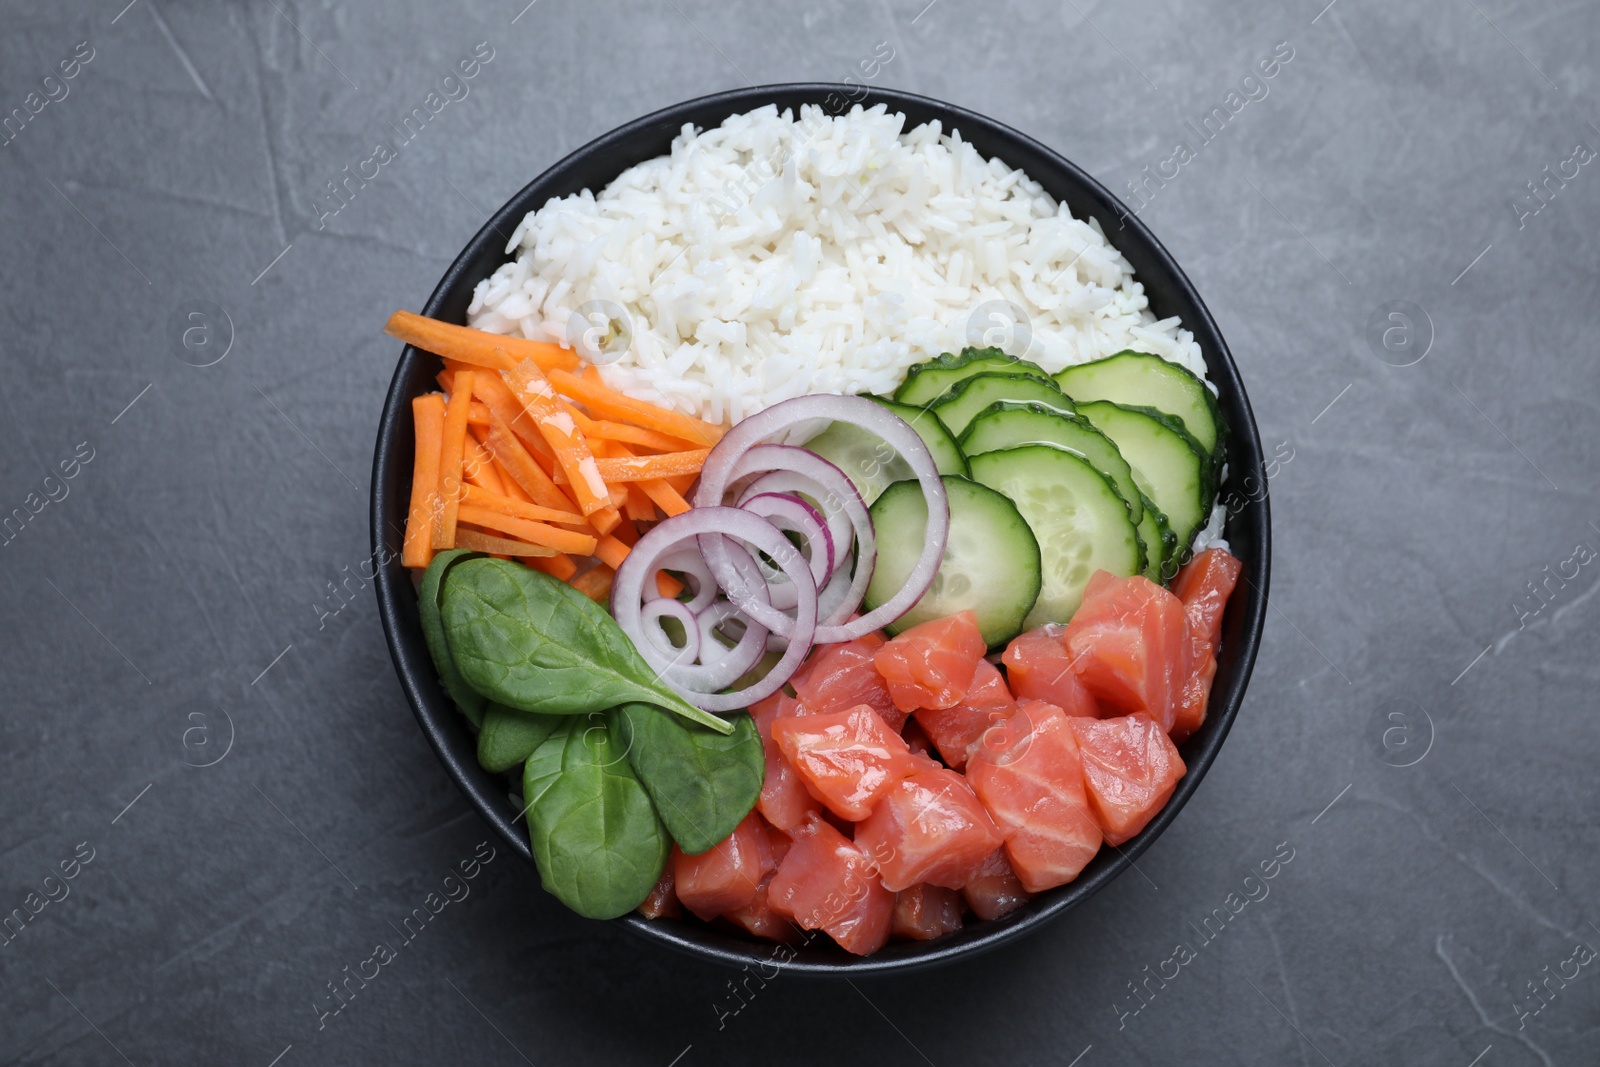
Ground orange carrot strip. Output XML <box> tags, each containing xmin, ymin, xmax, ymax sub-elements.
<box><xmin>464</xmin><ymin>429</ymin><xmax>505</xmax><ymax>495</ymax></box>
<box><xmin>589</xmin><ymin>505</ymin><xmax>622</xmax><ymax>535</ymax></box>
<box><xmin>456</xmin><ymin>505</ymin><xmax>599</xmax><ymax>555</ymax></box>
<box><xmin>547</xmin><ymin>370</ymin><xmax>725</xmax><ymax>447</ymax></box>
<box><xmin>585</xmin><ymin>420</ymin><xmax>701</xmax><ymax>452</ymax></box>
<box><xmin>656</xmin><ymin>572</ymin><xmax>683</xmax><ymax>598</ymax></box>
<box><xmin>483</xmin><ymin>413</ymin><xmax>580</xmax><ymax>516</ymax></box>
<box><xmin>589</xmin><ymin>450</ymin><xmax>711</xmax><ymax>482</ymax></box>
<box><xmin>571</xmin><ymin>565</ymin><xmax>615</xmax><ymax>603</ymax></box>
<box><xmin>462</xmin><ymin>483</ymin><xmax>585</xmax><ymax>526</ymax></box>
<box><xmin>452</xmin><ymin>527</ymin><xmax>559</xmax><ymax>558</ymax></box>
<box><xmin>624</xmin><ymin>484</ymin><xmax>656</xmax><ymax>522</ymax></box>
<box><xmin>403</xmin><ymin>394</ymin><xmax>446</xmax><ymax>568</ymax></box>
<box><xmin>467</xmin><ymin>401</ymin><xmax>494</xmax><ymax>426</ymax></box>
<box><xmin>500</xmin><ymin>359</ymin><xmax>610</xmax><ymax>517</ymax></box>
<box><xmin>493</xmin><ymin>457</ymin><xmax>533</xmax><ymax>504</ymax></box>
<box><xmin>530</xmin><ymin>554</ymin><xmax>578</xmax><ymax>581</ymax></box>
<box><xmin>638</xmin><ymin>478</ymin><xmax>691</xmax><ymax>517</ymax></box>
<box><xmin>594</xmin><ymin>533</ymin><xmax>631</xmax><ymax>570</ymax></box>
<box><xmin>664</xmin><ymin>474</ymin><xmax>695</xmax><ymax>494</ymax></box>
<box><xmin>385</xmin><ymin>310</ymin><xmax>580</xmax><ymax>374</ymax></box>
<box><xmin>434</xmin><ymin>372</ymin><xmax>474</xmax><ymax>549</ymax></box>
<box><xmin>607</xmin><ymin>482</ymin><xmax>629</xmax><ymax>509</ymax></box>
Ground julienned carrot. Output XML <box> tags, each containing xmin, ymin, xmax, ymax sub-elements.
<box><xmin>589</xmin><ymin>505</ymin><xmax>622</xmax><ymax>535</ymax></box>
<box><xmin>500</xmin><ymin>359</ymin><xmax>611</xmax><ymax>518</ymax></box>
<box><xmin>456</xmin><ymin>505</ymin><xmax>599</xmax><ymax>555</ymax></box>
<box><xmin>594</xmin><ymin>533</ymin><xmax>631</xmax><ymax>571</ymax></box>
<box><xmin>466</xmin><ymin>402</ymin><xmax>494</xmax><ymax>426</ymax></box>
<box><xmin>484</xmin><ymin>413</ymin><xmax>581</xmax><ymax>516</ymax></box>
<box><xmin>464</xmin><ymin>429</ymin><xmax>505</xmax><ymax>495</ymax></box>
<box><xmin>638</xmin><ymin>478</ymin><xmax>691</xmax><ymax>516</ymax></box>
<box><xmin>585</xmin><ymin>420</ymin><xmax>701</xmax><ymax>452</ymax></box>
<box><xmin>664</xmin><ymin>474</ymin><xmax>695</xmax><ymax>494</ymax></box>
<box><xmin>607</xmin><ymin>482</ymin><xmax>629</xmax><ymax>510</ymax></box>
<box><xmin>594</xmin><ymin>450</ymin><xmax>711</xmax><ymax>482</ymax></box>
<box><xmin>452</xmin><ymin>528</ymin><xmax>559</xmax><ymax>558</ymax></box>
<box><xmin>547</xmin><ymin>369</ymin><xmax>725</xmax><ymax>448</ymax></box>
<box><xmin>493</xmin><ymin>456</ymin><xmax>533</xmax><ymax>504</ymax></box>
<box><xmin>403</xmin><ymin>394</ymin><xmax>446</xmax><ymax>568</ymax></box>
<box><xmin>462</xmin><ymin>483</ymin><xmax>585</xmax><ymax>526</ymax></box>
<box><xmin>434</xmin><ymin>371</ymin><xmax>474</xmax><ymax>549</ymax></box>
<box><xmin>386</xmin><ymin>310</ymin><xmax>580</xmax><ymax>374</ymax></box>
<box><xmin>571</xmin><ymin>565</ymin><xmax>615</xmax><ymax>602</ymax></box>
<box><xmin>530</xmin><ymin>554</ymin><xmax>578</xmax><ymax>581</ymax></box>
<box><xmin>624</xmin><ymin>485</ymin><xmax>656</xmax><ymax>522</ymax></box>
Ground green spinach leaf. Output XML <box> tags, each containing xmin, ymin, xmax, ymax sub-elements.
<box><xmin>610</xmin><ymin>703</ymin><xmax>764</xmax><ymax>855</ymax></box>
<box><xmin>419</xmin><ymin>548</ymin><xmax>487</xmax><ymax>726</ymax></box>
<box><xmin>523</xmin><ymin>714</ymin><xmax>669</xmax><ymax>919</ymax></box>
<box><xmin>440</xmin><ymin>557</ymin><xmax>733</xmax><ymax>735</ymax></box>
<box><xmin>476</xmin><ymin>703</ymin><xmax>560</xmax><ymax>773</ymax></box>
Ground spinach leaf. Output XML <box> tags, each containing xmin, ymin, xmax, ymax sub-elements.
<box><xmin>440</xmin><ymin>557</ymin><xmax>733</xmax><ymax>735</ymax></box>
<box><xmin>610</xmin><ymin>703</ymin><xmax>764</xmax><ymax>855</ymax></box>
<box><xmin>476</xmin><ymin>703</ymin><xmax>560</xmax><ymax>774</ymax></box>
<box><xmin>419</xmin><ymin>548</ymin><xmax>487</xmax><ymax>726</ymax></box>
<box><xmin>523</xmin><ymin>714</ymin><xmax>669</xmax><ymax>919</ymax></box>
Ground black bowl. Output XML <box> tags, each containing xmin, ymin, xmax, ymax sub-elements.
<box><xmin>372</xmin><ymin>83</ymin><xmax>1270</xmax><ymax>975</ymax></box>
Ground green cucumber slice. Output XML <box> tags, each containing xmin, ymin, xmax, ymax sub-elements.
<box><xmin>930</xmin><ymin>373</ymin><xmax>1074</xmax><ymax>438</ymax></box>
<box><xmin>893</xmin><ymin>347</ymin><xmax>1053</xmax><ymax>407</ymax></box>
<box><xmin>968</xmin><ymin>445</ymin><xmax>1142</xmax><ymax>627</ymax></box>
<box><xmin>863</xmin><ymin>476</ymin><xmax>1041</xmax><ymax>647</ymax></box>
<box><xmin>1055</xmin><ymin>350</ymin><xmax>1224</xmax><ymax>460</ymax></box>
<box><xmin>1074</xmin><ymin>400</ymin><xmax>1211</xmax><ymax>560</ymax></box>
<box><xmin>958</xmin><ymin>401</ymin><xmax>1144</xmax><ymax>527</ymax></box>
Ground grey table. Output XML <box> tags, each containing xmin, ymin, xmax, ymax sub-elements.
<box><xmin>3</xmin><ymin>1</ymin><xmax>1596</xmax><ymax>1064</ymax></box>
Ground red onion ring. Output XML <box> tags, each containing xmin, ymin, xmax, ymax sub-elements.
<box><xmin>696</xmin><ymin>395</ymin><xmax>947</xmax><ymax>643</ymax></box>
<box><xmin>612</xmin><ymin>506</ymin><xmax>817</xmax><ymax>711</ymax></box>
<box><xmin>738</xmin><ymin>492</ymin><xmax>834</xmax><ymax>607</ymax></box>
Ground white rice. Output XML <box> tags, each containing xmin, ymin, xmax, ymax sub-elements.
<box><xmin>468</xmin><ymin>102</ymin><xmax>1226</xmax><ymax>550</ymax></box>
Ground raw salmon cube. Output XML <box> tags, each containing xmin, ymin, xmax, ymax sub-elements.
<box><xmin>772</xmin><ymin>704</ymin><xmax>918</xmax><ymax>821</ymax></box>
<box><xmin>1001</xmin><ymin>625</ymin><xmax>1100</xmax><ymax>718</ymax></box>
<box><xmin>855</xmin><ymin>768</ymin><xmax>1003</xmax><ymax>891</ymax></box>
<box><xmin>673</xmin><ymin>811</ymin><xmax>766</xmax><ymax>922</ymax></box>
<box><xmin>966</xmin><ymin>700</ymin><xmax>1103</xmax><ymax>892</ymax></box>
<box><xmin>914</xmin><ymin>658</ymin><xmax>1018</xmax><ymax>770</ymax></box>
<box><xmin>873</xmin><ymin>610</ymin><xmax>987</xmax><ymax>712</ymax></box>
<box><xmin>1062</xmin><ymin>571</ymin><xmax>1190</xmax><ymax>733</ymax></box>
<box><xmin>723</xmin><ymin>878</ymin><xmax>802</xmax><ymax>944</ymax></box>
<box><xmin>793</xmin><ymin>633</ymin><xmax>906</xmax><ymax>729</ymax></box>
<box><xmin>1168</xmin><ymin>548</ymin><xmax>1242</xmax><ymax>742</ymax></box>
<box><xmin>891</xmin><ymin>884</ymin><xmax>965</xmax><ymax>941</ymax></box>
<box><xmin>1068</xmin><ymin>712</ymin><xmax>1186</xmax><ymax>845</ymax></box>
<box><xmin>768</xmin><ymin>813</ymin><xmax>893</xmax><ymax>956</ymax></box>
<box><xmin>751</xmin><ymin>692</ymin><xmax>824</xmax><ymax>831</ymax></box>
<box><xmin>637</xmin><ymin>864</ymin><xmax>680</xmax><ymax>920</ymax></box>
<box><xmin>962</xmin><ymin>848</ymin><xmax>1031</xmax><ymax>921</ymax></box>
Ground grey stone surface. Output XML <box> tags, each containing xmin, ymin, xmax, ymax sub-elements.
<box><xmin>1</xmin><ymin>0</ymin><xmax>1597</xmax><ymax>1064</ymax></box>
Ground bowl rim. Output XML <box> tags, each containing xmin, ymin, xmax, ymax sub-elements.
<box><xmin>371</xmin><ymin>81</ymin><xmax>1271</xmax><ymax>976</ymax></box>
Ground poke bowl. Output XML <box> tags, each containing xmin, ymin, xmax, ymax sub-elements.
<box><xmin>371</xmin><ymin>83</ymin><xmax>1270</xmax><ymax>975</ymax></box>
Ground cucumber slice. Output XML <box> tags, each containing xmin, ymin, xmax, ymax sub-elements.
<box><xmin>804</xmin><ymin>399</ymin><xmax>967</xmax><ymax>504</ymax></box>
<box><xmin>864</xmin><ymin>476</ymin><xmax>1041</xmax><ymax>647</ymax></box>
<box><xmin>1134</xmin><ymin>494</ymin><xmax>1177</xmax><ymax>584</ymax></box>
<box><xmin>968</xmin><ymin>446</ymin><xmax>1142</xmax><ymax>627</ymax></box>
<box><xmin>1075</xmin><ymin>400</ymin><xmax>1210</xmax><ymax>560</ymax></box>
<box><xmin>931</xmin><ymin>374</ymin><xmax>1074</xmax><ymax>438</ymax></box>
<box><xmin>1055</xmin><ymin>351</ymin><xmax>1224</xmax><ymax>460</ymax></box>
<box><xmin>958</xmin><ymin>401</ymin><xmax>1144</xmax><ymax>527</ymax></box>
<box><xmin>893</xmin><ymin>347</ymin><xmax>1053</xmax><ymax>407</ymax></box>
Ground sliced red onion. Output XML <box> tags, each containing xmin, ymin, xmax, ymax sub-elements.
<box><xmin>640</xmin><ymin>597</ymin><xmax>701</xmax><ymax>664</ymax></box>
<box><xmin>696</xmin><ymin>395</ymin><xmax>947</xmax><ymax>642</ymax></box>
<box><xmin>613</xmin><ymin>506</ymin><xmax>817</xmax><ymax>711</ymax></box>
<box><xmin>707</xmin><ymin>445</ymin><xmax>871</xmax><ymax>637</ymax></box>
<box><xmin>739</xmin><ymin>492</ymin><xmax>835</xmax><ymax>581</ymax></box>
<box><xmin>695</xmin><ymin>598</ymin><xmax>767</xmax><ymax>683</ymax></box>
<box><xmin>652</xmin><ymin>546</ymin><xmax>718</xmax><ymax>613</ymax></box>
